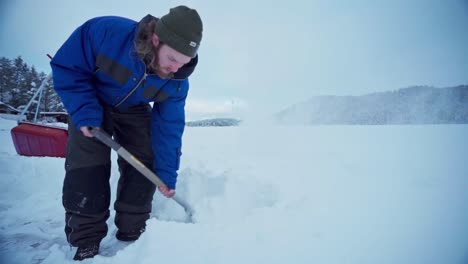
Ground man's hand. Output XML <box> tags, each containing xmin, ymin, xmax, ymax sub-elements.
<box><xmin>158</xmin><ymin>186</ymin><xmax>175</xmax><ymax>198</ymax></box>
<box><xmin>80</xmin><ymin>126</ymin><xmax>97</xmax><ymax>137</ymax></box>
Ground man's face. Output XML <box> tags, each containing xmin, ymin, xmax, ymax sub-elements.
<box><xmin>154</xmin><ymin>42</ymin><xmax>192</xmax><ymax>79</ymax></box>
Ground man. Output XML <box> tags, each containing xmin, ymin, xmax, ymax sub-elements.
<box><xmin>50</xmin><ymin>6</ymin><xmax>202</xmax><ymax>261</ymax></box>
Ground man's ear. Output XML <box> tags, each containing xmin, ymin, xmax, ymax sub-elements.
<box><xmin>151</xmin><ymin>34</ymin><xmax>160</xmax><ymax>46</ymax></box>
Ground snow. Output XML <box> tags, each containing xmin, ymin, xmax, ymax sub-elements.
<box><xmin>0</xmin><ymin>113</ymin><xmax>23</xmax><ymax>121</ymax></box>
<box><xmin>0</xmin><ymin>116</ymin><xmax>467</xmax><ymax>263</ymax></box>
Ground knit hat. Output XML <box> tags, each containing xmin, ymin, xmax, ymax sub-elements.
<box><xmin>155</xmin><ymin>6</ymin><xmax>203</xmax><ymax>58</ymax></box>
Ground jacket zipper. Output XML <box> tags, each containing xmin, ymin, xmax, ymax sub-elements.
<box><xmin>114</xmin><ymin>72</ymin><xmax>147</xmax><ymax>108</ymax></box>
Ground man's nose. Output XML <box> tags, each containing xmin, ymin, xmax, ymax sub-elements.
<box><xmin>170</xmin><ymin>62</ymin><xmax>183</xmax><ymax>72</ymax></box>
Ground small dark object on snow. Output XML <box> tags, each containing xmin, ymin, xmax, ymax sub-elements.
<box><xmin>73</xmin><ymin>243</ymin><xmax>99</xmax><ymax>261</ymax></box>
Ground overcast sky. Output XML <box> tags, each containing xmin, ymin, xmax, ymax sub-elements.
<box><xmin>1</xmin><ymin>0</ymin><xmax>468</xmax><ymax>119</ymax></box>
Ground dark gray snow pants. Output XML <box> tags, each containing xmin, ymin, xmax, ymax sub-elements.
<box><xmin>62</xmin><ymin>103</ymin><xmax>156</xmax><ymax>247</ymax></box>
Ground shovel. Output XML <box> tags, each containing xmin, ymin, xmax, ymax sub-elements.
<box><xmin>90</xmin><ymin>128</ymin><xmax>194</xmax><ymax>223</ymax></box>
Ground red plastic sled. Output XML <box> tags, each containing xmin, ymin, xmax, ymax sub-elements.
<box><xmin>11</xmin><ymin>122</ymin><xmax>68</xmax><ymax>157</ymax></box>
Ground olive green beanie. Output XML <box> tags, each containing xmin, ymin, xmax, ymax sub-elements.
<box><xmin>155</xmin><ymin>6</ymin><xmax>203</xmax><ymax>58</ymax></box>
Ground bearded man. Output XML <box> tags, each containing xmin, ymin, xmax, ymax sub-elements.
<box><xmin>50</xmin><ymin>6</ymin><xmax>203</xmax><ymax>260</ymax></box>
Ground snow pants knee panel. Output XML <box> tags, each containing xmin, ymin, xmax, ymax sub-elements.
<box><xmin>62</xmin><ymin>165</ymin><xmax>111</xmax><ymax>215</ymax></box>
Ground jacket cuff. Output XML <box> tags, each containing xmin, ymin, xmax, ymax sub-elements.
<box><xmin>74</xmin><ymin>118</ymin><xmax>102</xmax><ymax>131</ymax></box>
<box><xmin>156</xmin><ymin>169</ymin><xmax>177</xmax><ymax>190</ymax></box>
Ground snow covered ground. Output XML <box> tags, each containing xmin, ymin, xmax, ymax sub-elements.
<box><xmin>0</xmin><ymin>116</ymin><xmax>467</xmax><ymax>263</ymax></box>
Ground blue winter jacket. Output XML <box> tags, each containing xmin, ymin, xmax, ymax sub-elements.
<box><xmin>51</xmin><ymin>16</ymin><xmax>197</xmax><ymax>189</ymax></box>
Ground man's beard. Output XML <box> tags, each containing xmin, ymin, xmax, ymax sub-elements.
<box><xmin>151</xmin><ymin>45</ymin><xmax>173</xmax><ymax>79</ymax></box>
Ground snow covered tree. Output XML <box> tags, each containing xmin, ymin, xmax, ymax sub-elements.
<box><xmin>0</xmin><ymin>57</ymin><xmax>15</xmax><ymax>103</ymax></box>
<box><xmin>42</xmin><ymin>72</ymin><xmax>64</xmax><ymax>112</ymax></box>
<box><xmin>10</xmin><ymin>56</ymin><xmax>31</xmax><ymax>108</ymax></box>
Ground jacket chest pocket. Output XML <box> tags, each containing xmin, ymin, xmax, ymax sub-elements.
<box><xmin>141</xmin><ymin>84</ymin><xmax>171</xmax><ymax>102</ymax></box>
<box><xmin>95</xmin><ymin>54</ymin><xmax>132</xmax><ymax>85</ymax></box>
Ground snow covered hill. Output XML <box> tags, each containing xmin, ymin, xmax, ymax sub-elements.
<box><xmin>276</xmin><ymin>86</ymin><xmax>468</xmax><ymax>125</ymax></box>
<box><xmin>0</xmin><ymin>117</ymin><xmax>467</xmax><ymax>263</ymax></box>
